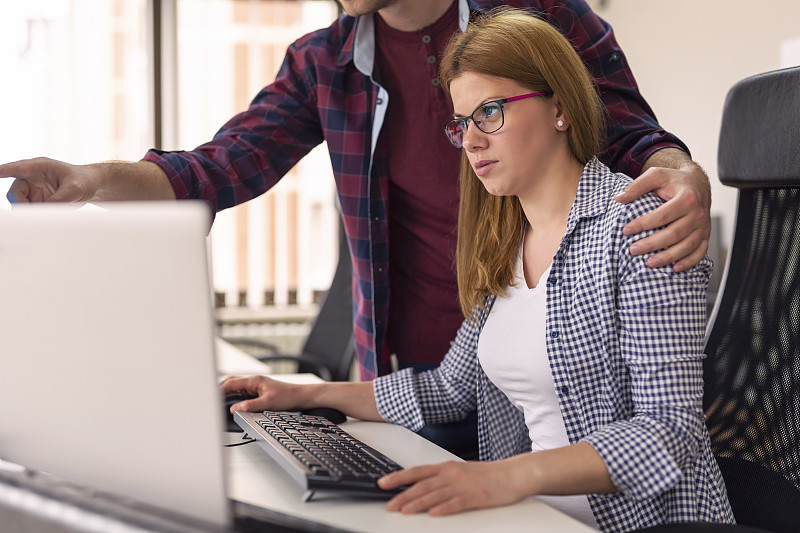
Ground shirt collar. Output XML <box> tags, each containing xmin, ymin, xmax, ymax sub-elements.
<box><xmin>334</xmin><ymin>13</ymin><xmax>356</xmax><ymax>67</ymax></box>
<box><xmin>351</xmin><ymin>13</ymin><xmax>377</xmax><ymax>75</ymax></box>
<box><xmin>566</xmin><ymin>157</ymin><xmax>619</xmax><ymax>233</ymax></box>
<box><xmin>459</xmin><ymin>0</ymin><xmax>470</xmax><ymax>31</ymax></box>
<box><xmin>342</xmin><ymin>0</ymin><xmax>470</xmax><ymax>75</ymax></box>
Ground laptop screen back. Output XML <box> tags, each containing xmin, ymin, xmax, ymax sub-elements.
<box><xmin>0</xmin><ymin>202</ymin><xmax>229</xmax><ymax>527</ymax></box>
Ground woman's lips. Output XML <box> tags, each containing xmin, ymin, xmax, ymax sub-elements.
<box><xmin>474</xmin><ymin>159</ymin><xmax>498</xmax><ymax>177</ymax></box>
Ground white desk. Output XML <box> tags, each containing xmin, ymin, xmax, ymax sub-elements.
<box><xmin>216</xmin><ymin>339</ymin><xmax>595</xmax><ymax>533</ymax></box>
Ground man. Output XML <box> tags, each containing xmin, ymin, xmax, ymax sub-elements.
<box><xmin>0</xmin><ymin>0</ymin><xmax>710</xmax><ymax>441</ymax></box>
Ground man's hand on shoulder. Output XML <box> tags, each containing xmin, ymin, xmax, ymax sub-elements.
<box><xmin>613</xmin><ymin>148</ymin><xmax>711</xmax><ymax>273</ymax></box>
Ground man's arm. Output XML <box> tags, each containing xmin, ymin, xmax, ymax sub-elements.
<box><xmin>3</xmin><ymin>25</ymin><xmax>329</xmax><ymax>209</ymax></box>
<box><xmin>2</xmin><ymin>158</ymin><xmax>174</xmax><ymax>204</ymax></box>
<box><xmin>142</xmin><ymin>35</ymin><xmax>328</xmax><ymax>214</ymax></box>
<box><xmin>614</xmin><ymin>148</ymin><xmax>711</xmax><ymax>273</ymax></box>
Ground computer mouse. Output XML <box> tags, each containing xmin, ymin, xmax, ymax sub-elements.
<box><xmin>223</xmin><ymin>391</ymin><xmax>258</xmax><ymax>432</ymax></box>
<box><xmin>300</xmin><ymin>407</ymin><xmax>347</xmax><ymax>425</ymax></box>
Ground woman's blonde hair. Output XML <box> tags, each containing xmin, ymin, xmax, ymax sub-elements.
<box><xmin>439</xmin><ymin>7</ymin><xmax>605</xmax><ymax>318</ymax></box>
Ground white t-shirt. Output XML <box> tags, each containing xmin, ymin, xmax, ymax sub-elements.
<box><xmin>478</xmin><ymin>251</ymin><xmax>599</xmax><ymax>529</ymax></box>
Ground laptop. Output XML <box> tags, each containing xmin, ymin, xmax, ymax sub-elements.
<box><xmin>0</xmin><ymin>202</ymin><xmax>344</xmax><ymax>532</ymax></box>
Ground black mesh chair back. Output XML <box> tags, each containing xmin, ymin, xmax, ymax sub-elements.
<box><xmin>703</xmin><ymin>66</ymin><xmax>800</xmax><ymax>532</ymax></box>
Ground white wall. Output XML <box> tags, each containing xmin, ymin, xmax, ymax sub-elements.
<box><xmin>587</xmin><ymin>0</ymin><xmax>800</xmax><ymax>252</ymax></box>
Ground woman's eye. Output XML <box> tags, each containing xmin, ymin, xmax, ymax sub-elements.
<box><xmin>482</xmin><ymin>104</ymin><xmax>500</xmax><ymax>119</ymax></box>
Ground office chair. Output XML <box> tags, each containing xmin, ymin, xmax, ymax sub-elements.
<box><xmin>699</xmin><ymin>65</ymin><xmax>800</xmax><ymax>533</ymax></box>
<box><xmin>632</xmin><ymin>67</ymin><xmax>800</xmax><ymax>533</ymax></box>
<box><xmin>224</xmin><ymin>218</ymin><xmax>355</xmax><ymax>382</ymax></box>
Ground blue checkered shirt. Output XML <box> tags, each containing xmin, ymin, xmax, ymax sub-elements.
<box><xmin>374</xmin><ymin>158</ymin><xmax>734</xmax><ymax>531</ymax></box>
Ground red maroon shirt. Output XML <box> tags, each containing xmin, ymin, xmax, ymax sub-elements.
<box><xmin>375</xmin><ymin>2</ymin><xmax>464</xmax><ymax>366</ymax></box>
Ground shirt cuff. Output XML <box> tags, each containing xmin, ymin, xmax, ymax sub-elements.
<box><xmin>373</xmin><ymin>368</ymin><xmax>425</xmax><ymax>431</ymax></box>
<box><xmin>141</xmin><ymin>149</ymin><xmax>195</xmax><ymax>202</ymax></box>
<box><xmin>629</xmin><ymin>140</ymin><xmax>689</xmax><ymax>178</ymax></box>
<box><xmin>583</xmin><ymin>421</ymin><xmax>682</xmax><ymax>501</ymax></box>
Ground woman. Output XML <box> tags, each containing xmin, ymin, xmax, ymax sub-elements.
<box><xmin>223</xmin><ymin>8</ymin><xmax>733</xmax><ymax>531</ymax></box>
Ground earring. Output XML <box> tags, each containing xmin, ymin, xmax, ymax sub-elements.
<box><xmin>557</xmin><ymin>120</ymin><xmax>565</xmax><ymax>128</ymax></box>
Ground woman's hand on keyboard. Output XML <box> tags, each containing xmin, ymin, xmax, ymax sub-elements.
<box><xmin>378</xmin><ymin>441</ymin><xmax>615</xmax><ymax>515</ymax></box>
<box><xmin>221</xmin><ymin>375</ymin><xmax>311</xmax><ymax>413</ymax></box>
<box><xmin>378</xmin><ymin>460</ymin><xmax>529</xmax><ymax>516</ymax></box>
<box><xmin>220</xmin><ymin>375</ymin><xmax>384</xmax><ymax>422</ymax></box>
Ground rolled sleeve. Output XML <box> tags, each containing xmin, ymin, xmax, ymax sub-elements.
<box><xmin>374</xmin><ymin>314</ymin><xmax>484</xmax><ymax>430</ymax></box>
<box><xmin>585</xmin><ymin>421</ymin><xmax>681</xmax><ymax>500</ymax></box>
<box><xmin>374</xmin><ymin>368</ymin><xmax>425</xmax><ymax>430</ymax></box>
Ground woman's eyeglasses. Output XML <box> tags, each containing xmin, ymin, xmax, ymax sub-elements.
<box><xmin>444</xmin><ymin>91</ymin><xmax>552</xmax><ymax>148</ymax></box>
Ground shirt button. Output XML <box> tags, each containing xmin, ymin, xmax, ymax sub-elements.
<box><xmin>427</xmin><ymin>55</ymin><xmax>436</xmax><ymax>64</ymax></box>
<box><xmin>547</xmin><ymin>276</ymin><xmax>557</xmax><ymax>284</ymax></box>
<box><xmin>431</xmin><ymin>78</ymin><xmax>441</xmax><ymax>87</ymax></box>
<box><xmin>560</xmin><ymin>385</ymin><xmax>569</xmax><ymax>395</ymax></box>
<box><xmin>550</xmin><ymin>331</ymin><xmax>559</xmax><ymax>338</ymax></box>
<box><xmin>610</xmin><ymin>52</ymin><xmax>619</xmax><ymax>62</ymax></box>
<box><xmin>373</xmin><ymin>216</ymin><xmax>380</xmax><ymax>221</ymax></box>
<box><xmin>422</xmin><ymin>35</ymin><xmax>431</xmax><ymax>44</ymax></box>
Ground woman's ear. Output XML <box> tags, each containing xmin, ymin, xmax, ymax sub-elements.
<box><xmin>551</xmin><ymin>94</ymin><xmax>569</xmax><ymax>131</ymax></box>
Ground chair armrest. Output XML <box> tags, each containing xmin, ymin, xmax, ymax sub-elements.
<box><xmin>253</xmin><ymin>354</ymin><xmax>333</xmax><ymax>382</ymax></box>
<box><xmin>220</xmin><ymin>337</ymin><xmax>281</xmax><ymax>355</ymax></box>
<box><xmin>221</xmin><ymin>337</ymin><xmax>333</xmax><ymax>381</ymax></box>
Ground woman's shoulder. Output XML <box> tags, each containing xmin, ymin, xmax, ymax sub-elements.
<box><xmin>580</xmin><ymin>158</ymin><xmax>663</xmax><ymax>223</ymax></box>
<box><xmin>607</xmin><ymin>171</ymin><xmax>664</xmax><ymax>222</ymax></box>
<box><xmin>595</xmin><ymin>164</ymin><xmax>712</xmax><ymax>281</ymax></box>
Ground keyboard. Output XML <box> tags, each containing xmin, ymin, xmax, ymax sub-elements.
<box><xmin>233</xmin><ymin>411</ymin><xmax>405</xmax><ymax>500</ymax></box>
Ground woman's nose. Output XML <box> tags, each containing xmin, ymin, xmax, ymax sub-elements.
<box><xmin>461</xmin><ymin>124</ymin><xmax>486</xmax><ymax>152</ymax></box>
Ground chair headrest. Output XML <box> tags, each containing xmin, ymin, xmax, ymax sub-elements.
<box><xmin>718</xmin><ymin>66</ymin><xmax>800</xmax><ymax>189</ymax></box>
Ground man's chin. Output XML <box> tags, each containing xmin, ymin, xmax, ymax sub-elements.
<box><xmin>336</xmin><ymin>0</ymin><xmax>398</xmax><ymax>18</ymax></box>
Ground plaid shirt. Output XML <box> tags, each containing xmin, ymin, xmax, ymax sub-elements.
<box><xmin>143</xmin><ymin>0</ymin><xmax>687</xmax><ymax>380</ymax></box>
<box><xmin>374</xmin><ymin>158</ymin><xmax>734</xmax><ymax>531</ymax></box>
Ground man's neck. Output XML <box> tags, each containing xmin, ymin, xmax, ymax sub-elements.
<box><xmin>378</xmin><ymin>0</ymin><xmax>454</xmax><ymax>31</ymax></box>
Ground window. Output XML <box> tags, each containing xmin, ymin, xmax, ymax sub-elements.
<box><xmin>0</xmin><ymin>0</ymin><xmax>151</xmax><ymax>207</ymax></box>
<box><xmin>173</xmin><ymin>0</ymin><xmax>341</xmax><ymax>313</ymax></box>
